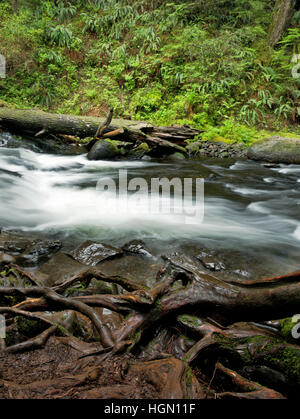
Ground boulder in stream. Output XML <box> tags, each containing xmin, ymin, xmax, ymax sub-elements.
<box><xmin>87</xmin><ymin>139</ymin><xmax>119</xmax><ymax>160</ymax></box>
<box><xmin>247</xmin><ymin>136</ymin><xmax>300</xmax><ymax>164</ymax></box>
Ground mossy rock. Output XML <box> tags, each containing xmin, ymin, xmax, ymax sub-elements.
<box><xmin>186</xmin><ymin>141</ymin><xmax>202</xmax><ymax>155</ymax></box>
<box><xmin>127</xmin><ymin>142</ymin><xmax>150</xmax><ymax>159</ymax></box>
<box><xmin>247</xmin><ymin>136</ymin><xmax>300</xmax><ymax>163</ymax></box>
<box><xmin>87</xmin><ymin>139</ymin><xmax>120</xmax><ymax>160</ymax></box>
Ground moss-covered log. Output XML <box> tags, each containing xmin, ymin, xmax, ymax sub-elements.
<box><xmin>0</xmin><ymin>107</ymin><xmax>148</xmax><ymax>138</ymax></box>
<box><xmin>0</xmin><ymin>107</ymin><xmax>201</xmax><ymax>154</ymax></box>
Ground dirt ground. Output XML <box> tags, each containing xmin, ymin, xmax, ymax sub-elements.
<box><xmin>0</xmin><ymin>336</ymin><xmax>205</xmax><ymax>399</ymax></box>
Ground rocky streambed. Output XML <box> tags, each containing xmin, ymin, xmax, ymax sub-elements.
<box><xmin>1</xmin><ymin>130</ymin><xmax>300</xmax><ymax>399</ymax></box>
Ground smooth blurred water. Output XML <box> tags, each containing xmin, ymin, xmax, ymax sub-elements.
<box><xmin>1</xmin><ymin>131</ymin><xmax>300</xmax><ymax>275</ymax></box>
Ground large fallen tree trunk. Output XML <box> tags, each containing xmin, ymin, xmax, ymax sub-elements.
<box><xmin>0</xmin><ymin>107</ymin><xmax>202</xmax><ymax>154</ymax></box>
<box><xmin>0</xmin><ymin>107</ymin><xmax>147</xmax><ymax>138</ymax></box>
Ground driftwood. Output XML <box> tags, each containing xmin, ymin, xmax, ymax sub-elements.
<box><xmin>1</xmin><ymin>254</ymin><xmax>300</xmax><ymax>399</ymax></box>
<box><xmin>0</xmin><ymin>107</ymin><xmax>202</xmax><ymax>155</ymax></box>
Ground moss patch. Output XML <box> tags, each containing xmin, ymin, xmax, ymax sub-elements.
<box><xmin>16</xmin><ymin>316</ymin><xmax>47</xmax><ymax>338</ymax></box>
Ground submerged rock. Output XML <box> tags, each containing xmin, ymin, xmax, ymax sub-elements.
<box><xmin>0</xmin><ymin>240</ymin><xmax>29</xmax><ymax>254</ymax></box>
<box><xmin>248</xmin><ymin>136</ymin><xmax>300</xmax><ymax>164</ymax></box>
<box><xmin>70</xmin><ymin>240</ymin><xmax>123</xmax><ymax>266</ymax></box>
<box><xmin>87</xmin><ymin>139</ymin><xmax>119</xmax><ymax>160</ymax></box>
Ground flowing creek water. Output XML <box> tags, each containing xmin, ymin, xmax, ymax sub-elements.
<box><xmin>1</xmin><ymin>131</ymin><xmax>300</xmax><ymax>279</ymax></box>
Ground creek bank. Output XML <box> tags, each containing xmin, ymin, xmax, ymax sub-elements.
<box><xmin>0</xmin><ymin>107</ymin><xmax>249</xmax><ymax>160</ymax></box>
<box><xmin>1</xmin><ymin>108</ymin><xmax>300</xmax><ymax>163</ymax></box>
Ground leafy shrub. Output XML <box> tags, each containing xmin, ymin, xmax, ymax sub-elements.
<box><xmin>44</xmin><ymin>25</ymin><xmax>77</xmax><ymax>48</ymax></box>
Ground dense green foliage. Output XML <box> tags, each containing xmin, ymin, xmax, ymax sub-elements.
<box><xmin>0</xmin><ymin>0</ymin><xmax>299</xmax><ymax>143</ymax></box>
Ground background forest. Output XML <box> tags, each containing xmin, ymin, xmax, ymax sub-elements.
<box><xmin>0</xmin><ymin>0</ymin><xmax>299</xmax><ymax>144</ymax></box>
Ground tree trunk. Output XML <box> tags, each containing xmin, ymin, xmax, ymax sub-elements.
<box><xmin>268</xmin><ymin>0</ymin><xmax>295</xmax><ymax>46</ymax></box>
<box><xmin>0</xmin><ymin>107</ymin><xmax>148</xmax><ymax>138</ymax></box>
<box><xmin>0</xmin><ymin>107</ymin><xmax>201</xmax><ymax>143</ymax></box>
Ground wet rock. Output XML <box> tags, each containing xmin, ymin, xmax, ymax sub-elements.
<box><xmin>34</xmin><ymin>253</ymin><xmax>86</xmax><ymax>287</ymax></box>
<box><xmin>196</xmin><ymin>251</ymin><xmax>226</xmax><ymax>271</ymax></box>
<box><xmin>0</xmin><ymin>241</ymin><xmax>28</xmax><ymax>254</ymax></box>
<box><xmin>141</xmin><ymin>155</ymin><xmax>152</xmax><ymax>161</ymax></box>
<box><xmin>232</xmin><ymin>269</ymin><xmax>251</xmax><ymax>278</ymax></box>
<box><xmin>70</xmin><ymin>240</ymin><xmax>123</xmax><ymax>266</ymax></box>
<box><xmin>32</xmin><ymin>137</ymin><xmax>87</xmax><ymax>155</ymax></box>
<box><xmin>248</xmin><ymin>136</ymin><xmax>300</xmax><ymax>164</ymax></box>
<box><xmin>87</xmin><ymin>139</ymin><xmax>119</xmax><ymax>160</ymax></box>
<box><xmin>0</xmin><ymin>253</ymin><xmax>16</xmax><ymax>265</ymax></box>
<box><xmin>0</xmin><ymin>132</ymin><xmax>22</xmax><ymax>148</ymax></box>
<box><xmin>122</xmin><ymin>240</ymin><xmax>152</xmax><ymax>257</ymax></box>
<box><xmin>187</xmin><ymin>140</ymin><xmax>246</xmax><ymax>159</ymax></box>
<box><xmin>127</xmin><ymin>142</ymin><xmax>150</xmax><ymax>159</ymax></box>
<box><xmin>16</xmin><ymin>240</ymin><xmax>62</xmax><ymax>267</ymax></box>
<box><xmin>263</xmin><ymin>163</ymin><xmax>280</xmax><ymax>168</ymax></box>
<box><xmin>167</xmin><ymin>152</ymin><xmax>186</xmax><ymax>161</ymax></box>
<box><xmin>99</xmin><ymin>253</ymin><xmax>162</xmax><ymax>288</ymax></box>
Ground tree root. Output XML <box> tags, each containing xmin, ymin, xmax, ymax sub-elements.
<box><xmin>3</xmin><ymin>325</ymin><xmax>57</xmax><ymax>354</ymax></box>
<box><xmin>215</xmin><ymin>363</ymin><xmax>286</xmax><ymax>399</ymax></box>
<box><xmin>1</xmin><ymin>258</ymin><xmax>300</xmax><ymax>398</ymax></box>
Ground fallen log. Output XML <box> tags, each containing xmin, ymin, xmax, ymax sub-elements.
<box><xmin>0</xmin><ymin>107</ymin><xmax>201</xmax><ymax>154</ymax></box>
<box><xmin>0</xmin><ymin>107</ymin><xmax>145</xmax><ymax>139</ymax></box>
